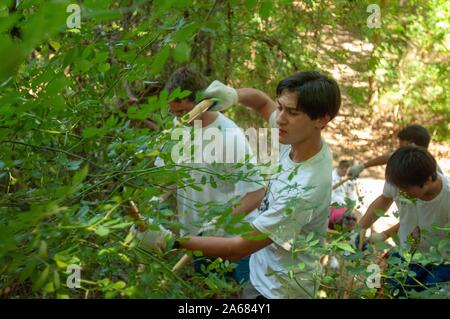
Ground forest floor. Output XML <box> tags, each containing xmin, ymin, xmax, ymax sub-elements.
<box><xmin>318</xmin><ymin>25</ymin><xmax>450</xmax><ymax>177</ymax></box>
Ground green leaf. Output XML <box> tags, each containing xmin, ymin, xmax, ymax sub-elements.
<box><xmin>0</xmin><ymin>37</ymin><xmax>23</xmax><ymax>82</ymax></box>
<box><xmin>32</xmin><ymin>265</ymin><xmax>50</xmax><ymax>291</ymax></box>
<box><xmin>106</xmin><ymin>115</ymin><xmax>118</xmax><ymax>128</ymax></box>
<box><xmin>38</xmin><ymin>240</ymin><xmax>48</xmax><ymax>258</ymax></box>
<box><xmin>76</xmin><ymin>59</ymin><xmax>93</xmax><ymax>72</ymax></box>
<box><xmin>19</xmin><ymin>257</ymin><xmax>38</xmax><ymax>282</ymax></box>
<box><xmin>190</xmin><ymin>184</ymin><xmax>203</xmax><ymax>191</ymax></box>
<box><xmin>53</xmin><ymin>270</ymin><xmax>61</xmax><ymax>289</ymax></box>
<box><xmin>172</xmin><ymin>22</ymin><xmax>198</xmax><ymax>42</ymax></box>
<box><xmin>334</xmin><ymin>242</ymin><xmax>355</xmax><ymax>253</ymax></box>
<box><xmin>72</xmin><ymin>166</ymin><xmax>89</xmax><ymax>186</ymax></box>
<box><xmin>259</xmin><ymin>1</ymin><xmax>272</xmax><ymax>20</ymax></box>
<box><xmin>48</xmin><ymin>39</ymin><xmax>60</xmax><ymax>51</ymax></box>
<box><xmin>109</xmin><ymin>222</ymin><xmax>132</xmax><ymax>229</ymax></box>
<box><xmin>43</xmin><ymin>282</ymin><xmax>55</xmax><ymax>293</ymax></box>
<box><xmin>322</xmin><ymin>275</ymin><xmax>334</xmax><ymax>284</ymax></box>
<box><xmin>93</xmin><ymin>51</ymin><xmax>109</xmax><ymax>63</ymax></box>
<box><xmin>245</xmin><ymin>0</ymin><xmax>257</xmax><ymax>10</ymax></box>
<box><xmin>82</xmin><ymin>127</ymin><xmax>102</xmax><ymax>138</ymax></box>
<box><xmin>63</xmin><ymin>47</ymin><xmax>79</xmax><ymax>66</ymax></box>
<box><xmin>67</xmin><ymin>160</ymin><xmax>83</xmax><ymax>171</ymax></box>
<box><xmin>173</xmin><ymin>42</ymin><xmax>190</xmax><ymax>62</ymax></box>
<box><xmin>209</xmin><ymin>176</ymin><xmax>217</xmax><ymax>188</ymax></box>
<box><xmin>113</xmin><ymin>281</ymin><xmax>126</xmax><ymax>289</ymax></box>
<box><xmin>95</xmin><ymin>225</ymin><xmax>110</xmax><ymax>237</ymax></box>
<box><xmin>145</xmin><ymin>150</ymin><xmax>160</xmax><ymax>157</ymax></box>
<box><xmin>150</xmin><ymin>47</ymin><xmax>170</xmax><ymax>75</ymax></box>
<box><xmin>51</xmin><ymin>95</ymin><xmax>66</xmax><ymax>111</ymax></box>
<box><xmin>98</xmin><ymin>62</ymin><xmax>110</xmax><ymax>73</ymax></box>
<box><xmin>375</xmin><ymin>209</ymin><xmax>387</xmax><ymax>217</ymax></box>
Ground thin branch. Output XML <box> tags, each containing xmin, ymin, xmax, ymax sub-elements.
<box><xmin>2</xmin><ymin>140</ymin><xmax>108</xmax><ymax>171</ymax></box>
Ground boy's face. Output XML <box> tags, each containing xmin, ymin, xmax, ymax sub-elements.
<box><xmin>169</xmin><ymin>98</ymin><xmax>195</xmax><ymax>117</ymax></box>
<box><xmin>337</xmin><ymin>166</ymin><xmax>348</xmax><ymax>177</ymax></box>
<box><xmin>342</xmin><ymin>214</ymin><xmax>357</xmax><ymax>231</ymax></box>
<box><xmin>397</xmin><ymin>179</ymin><xmax>431</xmax><ymax>200</ymax></box>
<box><xmin>275</xmin><ymin>89</ymin><xmax>329</xmax><ymax>145</ymax></box>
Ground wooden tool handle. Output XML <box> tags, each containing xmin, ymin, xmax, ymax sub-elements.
<box><xmin>332</xmin><ymin>177</ymin><xmax>352</xmax><ymax>190</ymax></box>
<box><xmin>171</xmin><ymin>254</ymin><xmax>192</xmax><ymax>273</ymax></box>
<box><xmin>186</xmin><ymin>99</ymin><xmax>216</xmax><ymax>123</ymax></box>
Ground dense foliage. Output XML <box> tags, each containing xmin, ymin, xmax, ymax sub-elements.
<box><xmin>1</xmin><ymin>0</ymin><xmax>448</xmax><ymax>298</ymax></box>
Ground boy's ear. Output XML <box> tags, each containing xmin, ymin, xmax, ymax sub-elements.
<box><xmin>426</xmin><ymin>175</ymin><xmax>434</xmax><ymax>185</ymax></box>
<box><xmin>315</xmin><ymin>114</ymin><xmax>330</xmax><ymax>129</ymax></box>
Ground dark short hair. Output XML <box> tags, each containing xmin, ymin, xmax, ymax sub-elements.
<box><xmin>397</xmin><ymin>124</ymin><xmax>431</xmax><ymax>148</ymax></box>
<box><xmin>164</xmin><ymin>67</ymin><xmax>208</xmax><ymax>102</ymax></box>
<box><xmin>276</xmin><ymin>71</ymin><xmax>341</xmax><ymax>120</ymax></box>
<box><xmin>386</xmin><ymin>146</ymin><xmax>437</xmax><ymax>188</ymax></box>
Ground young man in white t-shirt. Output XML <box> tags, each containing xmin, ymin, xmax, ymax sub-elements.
<box><xmin>151</xmin><ymin>67</ymin><xmax>266</xmax><ymax>283</ymax></box>
<box><xmin>134</xmin><ymin>71</ymin><xmax>341</xmax><ymax>298</ymax></box>
<box><xmin>361</xmin><ymin>146</ymin><xmax>449</xmax><ymax>296</ymax></box>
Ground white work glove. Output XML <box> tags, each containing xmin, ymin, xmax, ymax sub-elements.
<box><xmin>129</xmin><ymin>218</ymin><xmax>173</xmax><ymax>253</ymax></box>
<box><xmin>204</xmin><ymin>80</ymin><xmax>238</xmax><ymax>112</ymax></box>
<box><xmin>369</xmin><ymin>232</ymin><xmax>387</xmax><ymax>244</ymax></box>
<box><xmin>347</xmin><ymin>163</ymin><xmax>365</xmax><ymax>179</ymax></box>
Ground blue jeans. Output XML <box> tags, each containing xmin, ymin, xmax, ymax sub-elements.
<box><xmin>386</xmin><ymin>253</ymin><xmax>450</xmax><ymax>297</ymax></box>
<box><xmin>193</xmin><ymin>255</ymin><xmax>250</xmax><ymax>284</ymax></box>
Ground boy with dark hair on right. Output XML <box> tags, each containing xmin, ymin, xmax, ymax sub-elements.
<box><xmin>368</xmin><ymin>146</ymin><xmax>449</xmax><ymax>297</ymax></box>
<box><xmin>356</xmin><ymin>124</ymin><xmax>443</xmax><ymax>243</ymax></box>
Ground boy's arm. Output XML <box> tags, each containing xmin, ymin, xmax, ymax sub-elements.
<box><xmin>204</xmin><ymin>81</ymin><xmax>277</xmax><ymax>122</ymax></box>
<box><xmin>359</xmin><ymin>194</ymin><xmax>393</xmax><ymax>229</ymax></box>
<box><xmin>363</xmin><ymin>152</ymin><xmax>390</xmax><ymax>169</ymax></box>
<box><xmin>237</xmin><ymin>88</ymin><xmax>277</xmax><ymax>122</ymax></box>
<box><xmin>382</xmin><ymin>222</ymin><xmax>400</xmax><ymax>238</ymax></box>
<box><xmin>348</xmin><ymin>152</ymin><xmax>391</xmax><ymax>178</ymax></box>
<box><xmin>232</xmin><ymin>188</ymin><xmax>265</xmax><ymax>216</ymax></box>
<box><xmin>160</xmin><ymin>184</ymin><xmax>176</xmax><ymax>201</ymax></box>
<box><xmin>180</xmin><ymin>230</ymin><xmax>272</xmax><ymax>260</ymax></box>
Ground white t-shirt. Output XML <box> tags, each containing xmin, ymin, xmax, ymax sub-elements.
<box><xmin>157</xmin><ymin>113</ymin><xmax>264</xmax><ymax>236</ymax></box>
<box><xmin>383</xmin><ymin>173</ymin><xmax>450</xmax><ymax>258</ymax></box>
<box><xmin>331</xmin><ymin>168</ymin><xmax>356</xmax><ymax>205</ymax></box>
<box><xmin>249</xmin><ymin>111</ymin><xmax>333</xmax><ymax>299</ymax></box>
